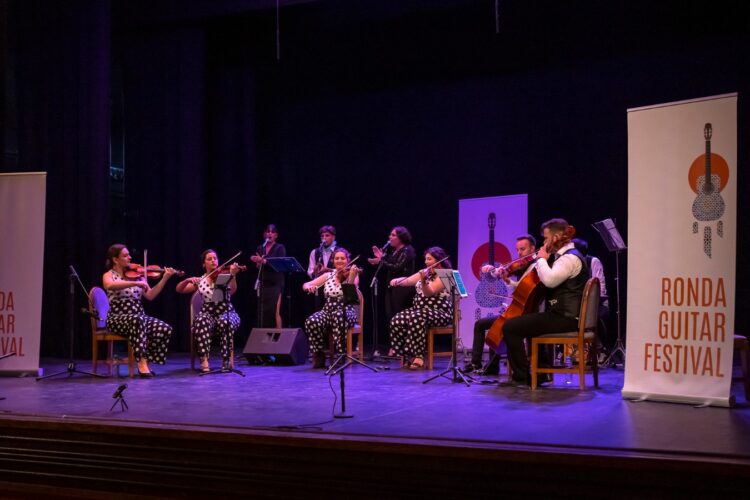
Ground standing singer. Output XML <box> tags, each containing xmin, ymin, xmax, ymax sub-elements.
<box><xmin>250</xmin><ymin>224</ymin><xmax>285</xmax><ymax>328</ymax></box>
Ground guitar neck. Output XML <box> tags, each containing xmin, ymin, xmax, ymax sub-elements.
<box><xmin>704</xmin><ymin>138</ymin><xmax>713</xmax><ymax>190</ymax></box>
<box><xmin>488</xmin><ymin>229</ymin><xmax>495</xmax><ymax>266</ymax></box>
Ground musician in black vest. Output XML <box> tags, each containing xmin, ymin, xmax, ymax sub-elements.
<box><xmin>502</xmin><ymin>219</ymin><xmax>590</xmax><ymax>387</ymax></box>
<box><xmin>307</xmin><ymin>225</ymin><xmax>337</xmax><ymax>312</ymax></box>
<box><xmin>464</xmin><ymin>234</ymin><xmax>536</xmax><ymax>375</ymax></box>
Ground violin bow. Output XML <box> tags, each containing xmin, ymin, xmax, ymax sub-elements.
<box><xmin>391</xmin><ymin>255</ymin><xmax>450</xmax><ymax>287</ymax></box>
<box><xmin>202</xmin><ymin>251</ymin><xmax>243</xmax><ymax>282</ymax></box>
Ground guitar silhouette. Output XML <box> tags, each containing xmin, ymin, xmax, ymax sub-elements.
<box><xmin>474</xmin><ymin>213</ymin><xmax>508</xmax><ymax>308</ymax></box>
<box><xmin>691</xmin><ymin>123</ymin><xmax>725</xmax><ymax>221</ymax></box>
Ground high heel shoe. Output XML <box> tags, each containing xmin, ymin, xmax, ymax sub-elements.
<box><xmin>137</xmin><ymin>368</ymin><xmax>155</xmax><ymax>378</ymax></box>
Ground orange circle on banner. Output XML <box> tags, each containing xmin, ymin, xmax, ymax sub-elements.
<box><xmin>688</xmin><ymin>153</ymin><xmax>729</xmax><ymax>194</ymax></box>
<box><xmin>470</xmin><ymin>242</ymin><xmax>512</xmax><ymax>280</ymax></box>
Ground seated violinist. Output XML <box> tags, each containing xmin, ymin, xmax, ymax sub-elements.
<box><xmin>464</xmin><ymin>234</ymin><xmax>537</xmax><ymax>375</ymax></box>
<box><xmin>302</xmin><ymin>248</ymin><xmax>361</xmax><ymax>369</ymax></box>
<box><xmin>102</xmin><ymin>244</ymin><xmax>177</xmax><ymax>378</ymax></box>
<box><xmin>176</xmin><ymin>250</ymin><xmax>244</xmax><ymax>373</ymax></box>
<box><xmin>501</xmin><ymin>218</ymin><xmax>590</xmax><ymax>388</ymax></box>
<box><xmin>388</xmin><ymin>247</ymin><xmax>453</xmax><ymax>370</ymax></box>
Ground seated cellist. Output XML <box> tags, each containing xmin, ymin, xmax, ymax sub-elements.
<box><xmin>501</xmin><ymin>218</ymin><xmax>590</xmax><ymax>388</ymax></box>
<box><xmin>463</xmin><ymin>234</ymin><xmax>537</xmax><ymax>375</ymax></box>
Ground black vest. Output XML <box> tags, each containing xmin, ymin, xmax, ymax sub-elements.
<box><xmin>314</xmin><ymin>245</ymin><xmax>336</xmax><ymax>267</ymax></box>
<box><xmin>545</xmin><ymin>248</ymin><xmax>590</xmax><ymax>319</ymax></box>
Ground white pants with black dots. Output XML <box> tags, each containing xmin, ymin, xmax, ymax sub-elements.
<box><xmin>107</xmin><ymin>298</ymin><xmax>172</xmax><ymax>364</ymax></box>
<box><xmin>389</xmin><ymin>306</ymin><xmax>452</xmax><ymax>359</ymax></box>
<box><xmin>304</xmin><ymin>299</ymin><xmax>357</xmax><ymax>354</ymax></box>
<box><xmin>192</xmin><ymin>302</ymin><xmax>240</xmax><ymax>360</ymax></box>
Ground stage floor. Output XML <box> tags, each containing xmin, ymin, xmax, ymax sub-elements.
<box><xmin>2</xmin><ymin>353</ymin><xmax>750</xmax><ymax>464</ymax></box>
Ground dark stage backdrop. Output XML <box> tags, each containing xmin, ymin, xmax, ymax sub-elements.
<box><xmin>1</xmin><ymin>0</ymin><xmax>748</xmax><ymax>358</ymax></box>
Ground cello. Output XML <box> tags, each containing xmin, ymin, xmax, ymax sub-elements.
<box><xmin>484</xmin><ymin>225</ymin><xmax>576</xmax><ymax>352</ymax></box>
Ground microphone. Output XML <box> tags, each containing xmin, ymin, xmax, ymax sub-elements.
<box><xmin>80</xmin><ymin>307</ymin><xmax>101</xmax><ymax>320</ymax></box>
<box><xmin>112</xmin><ymin>384</ymin><xmax>127</xmax><ymax>398</ymax></box>
<box><xmin>68</xmin><ymin>265</ymin><xmax>78</xmax><ymax>277</ymax></box>
<box><xmin>381</xmin><ymin>241</ymin><xmax>390</xmax><ymax>252</ymax></box>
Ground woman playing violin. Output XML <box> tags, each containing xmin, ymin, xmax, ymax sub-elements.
<box><xmin>176</xmin><ymin>250</ymin><xmax>243</xmax><ymax>373</ymax></box>
<box><xmin>102</xmin><ymin>244</ymin><xmax>177</xmax><ymax>377</ymax></box>
<box><xmin>501</xmin><ymin>218</ymin><xmax>590</xmax><ymax>387</ymax></box>
<box><xmin>388</xmin><ymin>246</ymin><xmax>453</xmax><ymax>370</ymax></box>
<box><xmin>302</xmin><ymin>248</ymin><xmax>360</xmax><ymax>369</ymax></box>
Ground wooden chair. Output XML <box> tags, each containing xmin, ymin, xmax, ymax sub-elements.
<box><xmin>530</xmin><ymin>278</ymin><xmax>600</xmax><ymax>390</ymax></box>
<box><xmin>734</xmin><ymin>334</ymin><xmax>750</xmax><ymax>402</ymax></box>
<box><xmin>427</xmin><ymin>327</ymin><xmax>454</xmax><ymax>370</ymax></box>
<box><xmin>329</xmin><ymin>288</ymin><xmax>365</xmax><ymax>362</ymax></box>
<box><xmin>89</xmin><ymin>287</ymin><xmax>134</xmax><ymax>377</ymax></box>
<box><xmin>189</xmin><ymin>290</ymin><xmax>203</xmax><ymax>370</ymax></box>
<box><xmin>426</xmin><ymin>299</ymin><xmax>460</xmax><ymax>370</ymax></box>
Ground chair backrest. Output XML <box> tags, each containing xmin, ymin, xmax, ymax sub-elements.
<box><xmin>88</xmin><ymin>287</ymin><xmax>109</xmax><ymax>330</ymax></box>
<box><xmin>190</xmin><ymin>290</ymin><xmax>204</xmax><ymax>323</ymax></box>
<box><xmin>356</xmin><ymin>288</ymin><xmax>364</xmax><ymax>326</ymax></box>
<box><xmin>579</xmin><ymin>278</ymin><xmax>601</xmax><ymax>332</ymax></box>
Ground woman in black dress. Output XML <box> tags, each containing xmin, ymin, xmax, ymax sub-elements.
<box><xmin>250</xmin><ymin>224</ymin><xmax>286</xmax><ymax>328</ymax></box>
<box><xmin>368</xmin><ymin>226</ymin><xmax>416</xmax><ymax>323</ymax></box>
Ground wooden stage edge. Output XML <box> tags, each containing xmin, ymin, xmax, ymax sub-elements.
<box><xmin>2</xmin><ymin>413</ymin><xmax>749</xmax><ymax>498</ymax></box>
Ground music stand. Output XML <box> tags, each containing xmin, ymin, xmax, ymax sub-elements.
<box><xmin>424</xmin><ymin>270</ymin><xmax>474</xmax><ymax>386</ymax></box>
<box><xmin>267</xmin><ymin>257</ymin><xmax>306</xmax><ymax>326</ymax></box>
<box><xmin>592</xmin><ymin>218</ymin><xmax>627</xmax><ymax>368</ymax></box>
<box><xmin>37</xmin><ymin>265</ymin><xmax>106</xmax><ymax>381</ymax></box>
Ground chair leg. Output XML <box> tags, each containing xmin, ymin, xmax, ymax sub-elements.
<box><xmin>427</xmin><ymin>331</ymin><xmax>434</xmax><ymax>370</ymax></box>
<box><xmin>127</xmin><ymin>343</ymin><xmax>135</xmax><ymax>378</ymax></box>
<box><xmin>591</xmin><ymin>340</ymin><xmax>599</xmax><ymax>388</ymax></box>
<box><xmin>530</xmin><ymin>341</ymin><xmax>538</xmax><ymax>390</ymax></box>
<box><xmin>92</xmin><ymin>337</ymin><xmax>99</xmax><ymax>376</ymax></box>
<box><xmin>357</xmin><ymin>330</ymin><xmax>364</xmax><ymax>361</ymax></box>
<box><xmin>107</xmin><ymin>341</ymin><xmax>114</xmax><ymax>376</ymax></box>
<box><xmin>346</xmin><ymin>329</ymin><xmax>353</xmax><ymax>358</ymax></box>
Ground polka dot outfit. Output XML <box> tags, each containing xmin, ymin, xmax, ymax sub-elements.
<box><xmin>304</xmin><ymin>272</ymin><xmax>358</xmax><ymax>354</ymax></box>
<box><xmin>192</xmin><ymin>276</ymin><xmax>241</xmax><ymax>361</ymax></box>
<box><xmin>105</xmin><ymin>270</ymin><xmax>172</xmax><ymax>364</ymax></box>
<box><xmin>389</xmin><ymin>276</ymin><xmax>452</xmax><ymax>358</ymax></box>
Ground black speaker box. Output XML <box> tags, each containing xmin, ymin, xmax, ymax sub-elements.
<box><xmin>243</xmin><ymin>328</ymin><xmax>309</xmax><ymax>366</ymax></box>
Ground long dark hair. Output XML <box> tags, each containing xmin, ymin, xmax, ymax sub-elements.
<box><xmin>200</xmin><ymin>248</ymin><xmax>218</xmax><ymax>271</ymax></box>
<box><xmin>392</xmin><ymin>226</ymin><xmax>412</xmax><ymax>245</ymax></box>
<box><xmin>424</xmin><ymin>246</ymin><xmax>452</xmax><ymax>270</ymax></box>
<box><xmin>105</xmin><ymin>244</ymin><xmax>126</xmax><ymax>270</ymax></box>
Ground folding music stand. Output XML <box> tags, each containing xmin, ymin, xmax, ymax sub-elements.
<box><xmin>267</xmin><ymin>257</ymin><xmax>306</xmax><ymax>326</ymax></box>
<box><xmin>592</xmin><ymin>218</ymin><xmax>627</xmax><ymax>368</ymax></box>
<box><xmin>424</xmin><ymin>270</ymin><xmax>474</xmax><ymax>386</ymax></box>
<box><xmin>326</xmin><ymin>284</ymin><xmax>379</xmax><ymax>375</ymax></box>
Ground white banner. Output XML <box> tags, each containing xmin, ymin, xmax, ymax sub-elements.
<box><xmin>0</xmin><ymin>172</ymin><xmax>46</xmax><ymax>375</ymax></box>
<box><xmin>457</xmin><ymin>195</ymin><xmax>527</xmax><ymax>349</ymax></box>
<box><xmin>624</xmin><ymin>94</ymin><xmax>736</xmax><ymax>406</ymax></box>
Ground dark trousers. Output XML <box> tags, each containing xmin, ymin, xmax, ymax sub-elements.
<box><xmin>471</xmin><ymin>316</ymin><xmax>498</xmax><ymax>365</ymax></box>
<box><xmin>503</xmin><ymin>311</ymin><xmax>578</xmax><ymax>382</ymax></box>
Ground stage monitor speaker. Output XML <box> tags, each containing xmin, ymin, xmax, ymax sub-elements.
<box><xmin>243</xmin><ymin>328</ymin><xmax>308</xmax><ymax>366</ymax></box>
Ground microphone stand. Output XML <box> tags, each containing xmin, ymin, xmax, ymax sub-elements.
<box><xmin>37</xmin><ymin>265</ymin><xmax>106</xmax><ymax>381</ymax></box>
<box><xmin>369</xmin><ymin>256</ymin><xmax>386</xmax><ymax>360</ymax></box>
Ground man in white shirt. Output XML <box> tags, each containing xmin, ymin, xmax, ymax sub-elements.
<box><xmin>501</xmin><ymin>219</ymin><xmax>590</xmax><ymax>387</ymax></box>
<box><xmin>307</xmin><ymin>225</ymin><xmax>337</xmax><ymax>311</ymax></box>
<box><xmin>464</xmin><ymin>234</ymin><xmax>536</xmax><ymax>375</ymax></box>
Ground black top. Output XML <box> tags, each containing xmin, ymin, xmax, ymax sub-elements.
<box><xmin>382</xmin><ymin>244</ymin><xmax>416</xmax><ymax>280</ymax></box>
<box><xmin>256</xmin><ymin>242</ymin><xmax>286</xmax><ymax>287</ymax></box>
<box><xmin>545</xmin><ymin>248</ymin><xmax>590</xmax><ymax>319</ymax></box>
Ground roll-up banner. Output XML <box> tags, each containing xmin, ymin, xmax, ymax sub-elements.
<box><xmin>0</xmin><ymin>172</ymin><xmax>46</xmax><ymax>375</ymax></box>
<box><xmin>458</xmin><ymin>195</ymin><xmax>527</xmax><ymax>350</ymax></box>
<box><xmin>624</xmin><ymin>94</ymin><xmax>737</xmax><ymax>407</ymax></box>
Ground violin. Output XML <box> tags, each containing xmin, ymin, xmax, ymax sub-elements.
<box><xmin>124</xmin><ymin>264</ymin><xmax>185</xmax><ymax>280</ymax></box>
<box><xmin>206</xmin><ymin>263</ymin><xmax>247</xmax><ymax>282</ymax></box>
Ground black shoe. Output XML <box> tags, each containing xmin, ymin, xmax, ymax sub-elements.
<box><xmin>478</xmin><ymin>365</ymin><xmax>499</xmax><ymax>376</ymax></box>
<box><xmin>536</xmin><ymin>373</ymin><xmax>553</xmax><ymax>385</ymax></box>
<box><xmin>499</xmin><ymin>378</ymin><xmax>529</xmax><ymax>388</ymax></box>
<box><xmin>137</xmin><ymin>369</ymin><xmax>155</xmax><ymax>378</ymax></box>
<box><xmin>221</xmin><ymin>359</ymin><xmax>231</xmax><ymax>373</ymax></box>
<box><xmin>462</xmin><ymin>362</ymin><xmax>482</xmax><ymax>374</ymax></box>
<box><xmin>312</xmin><ymin>352</ymin><xmax>327</xmax><ymax>369</ymax></box>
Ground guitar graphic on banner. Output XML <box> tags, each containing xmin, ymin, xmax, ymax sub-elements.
<box><xmin>473</xmin><ymin>213</ymin><xmax>511</xmax><ymax>310</ymax></box>
<box><xmin>689</xmin><ymin>123</ymin><xmax>729</xmax><ymax>257</ymax></box>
